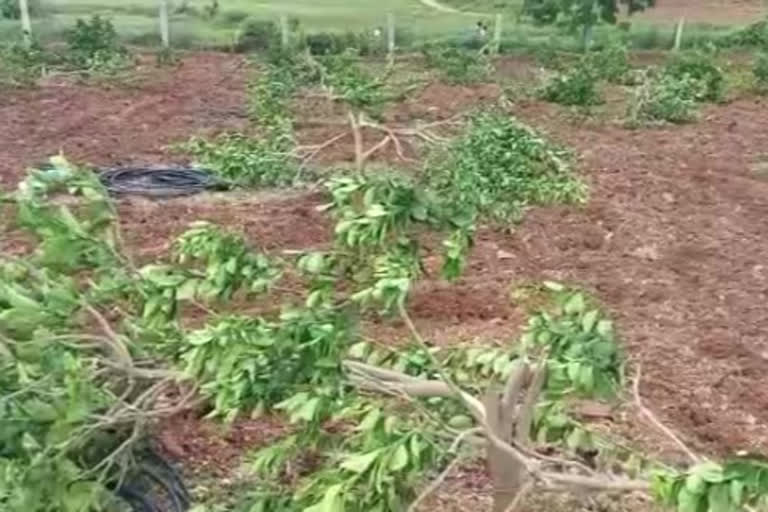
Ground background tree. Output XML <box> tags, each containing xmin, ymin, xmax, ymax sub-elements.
<box><xmin>523</xmin><ymin>0</ymin><xmax>657</xmax><ymax>49</ymax></box>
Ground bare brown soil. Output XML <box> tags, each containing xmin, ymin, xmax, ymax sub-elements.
<box><xmin>0</xmin><ymin>53</ymin><xmax>247</xmax><ymax>189</ymax></box>
<box><xmin>3</xmin><ymin>52</ymin><xmax>768</xmax><ymax>508</ymax></box>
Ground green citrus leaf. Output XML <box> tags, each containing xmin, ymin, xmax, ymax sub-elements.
<box><xmin>564</xmin><ymin>293</ymin><xmax>586</xmax><ymax>314</ymax></box>
<box><xmin>389</xmin><ymin>444</ymin><xmax>409</xmax><ymax>472</ymax></box>
<box><xmin>678</xmin><ymin>488</ymin><xmax>703</xmax><ymax>512</ymax></box>
<box><xmin>581</xmin><ymin>309</ymin><xmax>599</xmax><ymax>333</ymax></box>
<box><xmin>708</xmin><ymin>483</ymin><xmax>731</xmax><ymax>512</ymax></box>
<box><xmin>684</xmin><ymin>473</ymin><xmax>706</xmax><ymax>495</ymax></box>
<box><xmin>340</xmin><ymin>449</ymin><xmax>383</xmax><ymax>474</ymax></box>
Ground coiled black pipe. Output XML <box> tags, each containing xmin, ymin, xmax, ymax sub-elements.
<box><xmin>110</xmin><ymin>447</ymin><xmax>191</xmax><ymax>512</ymax></box>
<box><xmin>98</xmin><ymin>167</ymin><xmax>231</xmax><ymax>198</ymax></box>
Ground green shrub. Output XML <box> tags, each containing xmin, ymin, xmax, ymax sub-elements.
<box><xmin>220</xmin><ymin>9</ymin><xmax>250</xmax><ymax>25</ymax></box>
<box><xmin>426</xmin><ymin>111</ymin><xmax>586</xmax><ymax>222</ymax></box>
<box><xmin>754</xmin><ymin>51</ymin><xmax>768</xmax><ymax>94</ymax></box>
<box><xmin>234</xmin><ymin>18</ymin><xmax>280</xmax><ymax>52</ymax></box>
<box><xmin>585</xmin><ymin>43</ymin><xmax>630</xmax><ymax>83</ymax></box>
<box><xmin>663</xmin><ymin>47</ymin><xmax>725</xmax><ymax>102</ymax></box>
<box><xmin>421</xmin><ymin>46</ymin><xmax>492</xmax><ymax>85</ymax></box>
<box><xmin>65</xmin><ymin>15</ymin><xmax>131</xmax><ymax>71</ymax></box>
<box><xmin>539</xmin><ymin>64</ymin><xmax>602</xmax><ymax>106</ymax></box>
<box><xmin>0</xmin><ymin>39</ymin><xmax>56</xmax><ymax>86</ymax></box>
<box><xmin>303</xmin><ymin>31</ymin><xmax>384</xmax><ymax>56</ymax></box>
<box><xmin>627</xmin><ymin>72</ymin><xmax>700</xmax><ymax>124</ymax></box>
<box><xmin>304</xmin><ymin>32</ymin><xmax>339</xmax><ymax>55</ymax></box>
<box><xmin>525</xmin><ymin>0</ymin><xmax>560</xmax><ymax>25</ymax></box>
<box><xmin>719</xmin><ymin>19</ymin><xmax>768</xmax><ymax>48</ymax></box>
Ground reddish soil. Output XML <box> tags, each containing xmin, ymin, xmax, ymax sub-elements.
<box><xmin>512</xmin><ymin>96</ymin><xmax>768</xmax><ymax>456</ymax></box>
<box><xmin>3</xmin><ymin>53</ymin><xmax>768</xmax><ymax>489</ymax></box>
<box><xmin>154</xmin><ymin>413</ymin><xmax>286</xmax><ymax>476</ymax></box>
<box><xmin>0</xmin><ymin>53</ymin><xmax>247</xmax><ymax>189</ymax></box>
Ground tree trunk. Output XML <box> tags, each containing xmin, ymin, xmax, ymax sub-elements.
<box><xmin>484</xmin><ymin>393</ymin><xmax>528</xmax><ymax>512</ymax></box>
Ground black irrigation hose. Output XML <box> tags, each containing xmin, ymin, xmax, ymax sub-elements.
<box><xmin>110</xmin><ymin>447</ymin><xmax>192</xmax><ymax>512</ymax></box>
<box><xmin>114</xmin><ymin>484</ymin><xmax>160</xmax><ymax>512</ymax></box>
<box><xmin>98</xmin><ymin>167</ymin><xmax>232</xmax><ymax>198</ymax></box>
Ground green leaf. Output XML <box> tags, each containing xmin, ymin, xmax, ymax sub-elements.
<box><xmin>23</xmin><ymin>399</ymin><xmax>58</xmax><ymax>422</ymax></box>
<box><xmin>291</xmin><ymin>397</ymin><xmax>320</xmax><ymax>423</ymax></box>
<box><xmin>678</xmin><ymin>488</ymin><xmax>703</xmax><ymax>512</ymax></box>
<box><xmin>693</xmin><ymin>461</ymin><xmax>725</xmax><ymax>484</ymax></box>
<box><xmin>564</xmin><ymin>293</ymin><xmax>586</xmax><ymax>314</ymax></box>
<box><xmin>304</xmin><ymin>483</ymin><xmax>344</xmax><ymax>512</ymax></box>
<box><xmin>176</xmin><ymin>279</ymin><xmax>199</xmax><ymax>300</ymax></box>
<box><xmin>596</xmin><ymin>319</ymin><xmax>613</xmax><ymax>337</ymax></box>
<box><xmin>651</xmin><ymin>472</ymin><xmax>677</xmax><ymax>504</ymax></box>
<box><xmin>447</xmin><ymin>414</ymin><xmax>474</xmax><ymax>429</ymax></box>
<box><xmin>302</xmin><ymin>252</ymin><xmax>326</xmax><ymax>274</ymax></box>
<box><xmin>685</xmin><ymin>473</ymin><xmax>707</xmax><ymax>495</ymax></box>
<box><xmin>565</xmin><ymin>428</ymin><xmax>587</xmax><ymax>450</ymax></box>
<box><xmin>492</xmin><ymin>354</ymin><xmax>510</xmax><ymax>375</ymax></box>
<box><xmin>543</xmin><ymin>280</ymin><xmax>565</xmax><ymax>292</ymax></box>
<box><xmin>358</xmin><ymin>407</ymin><xmax>381</xmax><ymax>431</ymax></box>
<box><xmin>707</xmin><ymin>484</ymin><xmax>731</xmax><ymax>512</ymax></box>
<box><xmin>2</xmin><ymin>284</ymin><xmax>41</xmax><ymax>310</ymax></box>
<box><xmin>347</xmin><ymin>342</ymin><xmax>370</xmax><ymax>360</ymax></box>
<box><xmin>581</xmin><ymin>309</ymin><xmax>598</xmax><ymax>333</ymax></box>
<box><xmin>383</xmin><ymin>415</ymin><xmax>398</xmax><ymax>434</ymax></box>
<box><xmin>389</xmin><ymin>444</ymin><xmax>409</xmax><ymax>472</ymax></box>
<box><xmin>729</xmin><ymin>480</ymin><xmax>744</xmax><ymax>505</ymax></box>
<box><xmin>340</xmin><ymin>449</ymin><xmax>383</xmax><ymax>474</ymax></box>
<box><xmin>536</xmin><ymin>330</ymin><xmax>552</xmax><ymax>345</ymax></box>
<box><xmin>61</xmin><ymin>481</ymin><xmax>98</xmax><ymax>512</ymax></box>
<box><xmin>579</xmin><ymin>365</ymin><xmax>595</xmax><ymax>392</ymax></box>
<box><xmin>365</xmin><ymin>204</ymin><xmax>387</xmax><ymax>218</ymax></box>
<box><xmin>21</xmin><ymin>432</ymin><xmax>40</xmax><ymax>452</ymax></box>
<box><xmin>408</xmin><ymin>435</ymin><xmax>424</xmax><ymax>460</ymax></box>
<box><xmin>566</xmin><ymin>361</ymin><xmax>580</xmax><ymax>382</ymax></box>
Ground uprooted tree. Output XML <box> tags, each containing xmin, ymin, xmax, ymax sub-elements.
<box><xmin>2</xmin><ymin>137</ymin><xmax>767</xmax><ymax>512</ymax></box>
<box><xmin>181</xmin><ymin>49</ymin><xmax>465</xmax><ymax>184</ymax></box>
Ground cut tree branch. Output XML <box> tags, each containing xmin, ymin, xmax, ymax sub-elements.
<box><xmin>343</xmin><ymin>306</ymin><xmax>662</xmax><ymax>512</ymax></box>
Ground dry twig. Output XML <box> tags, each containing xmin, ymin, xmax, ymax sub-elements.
<box><xmin>633</xmin><ymin>364</ymin><xmax>701</xmax><ymax>464</ymax></box>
